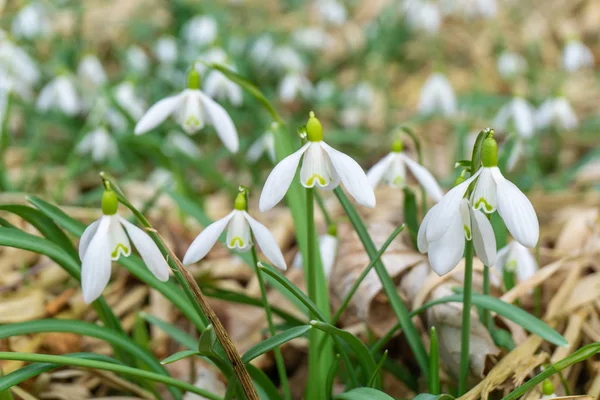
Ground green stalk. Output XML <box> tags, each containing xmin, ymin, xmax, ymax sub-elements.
<box><xmin>334</xmin><ymin>188</ymin><xmax>429</xmax><ymax>380</ymax></box>
<box><xmin>429</xmin><ymin>327</ymin><xmax>440</xmax><ymax>395</ymax></box>
<box><xmin>534</xmin><ymin>242</ymin><xmax>542</xmax><ymax>317</ymax></box>
<box><xmin>0</xmin><ymin>352</ymin><xmax>222</xmax><ymax>400</ymax></box>
<box><xmin>459</xmin><ymin>240</ymin><xmax>475</xmax><ymax>394</ymax></box>
<box><xmin>249</xmin><ymin>246</ymin><xmax>291</xmax><ymax>400</ymax></box>
<box><xmin>482</xmin><ymin>265</ymin><xmax>491</xmax><ymax>329</ymax></box>
<box><xmin>0</xmin><ymin>91</ymin><xmax>13</xmax><ymax>191</ymax></box>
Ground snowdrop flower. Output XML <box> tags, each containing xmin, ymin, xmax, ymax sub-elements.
<box><xmin>0</xmin><ymin>37</ymin><xmax>40</xmax><ymax>88</ymax></box>
<box><xmin>195</xmin><ymin>47</ymin><xmax>228</xmax><ymax>73</ymax></box>
<box><xmin>493</xmin><ymin>97</ymin><xmax>536</xmax><ymax>138</ymax></box>
<box><xmin>114</xmin><ymin>81</ymin><xmax>146</xmax><ymax>120</ymax></box>
<box><xmin>154</xmin><ymin>36</ymin><xmax>178</xmax><ymax>65</ymax></box>
<box><xmin>78</xmin><ymin>54</ymin><xmax>108</xmax><ymax>89</ymax></box>
<box><xmin>183</xmin><ymin>191</ymin><xmax>287</xmax><ymax>270</ymax></box>
<box><xmin>278</xmin><ymin>72</ymin><xmax>313</xmax><ymax>103</ymax></box>
<box><xmin>315</xmin><ymin>80</ymin><xmax>336</xmax><ymax>102</ymax></box>
<box><xmin>562</xmin><ymin>39</ymin><xmax>594</xmax><ymax>72</ymax></box>
<box><xmin>203</xmin><ymin>69</ymin><xmax>243</xmax><ymax>106</ymax></box>
<box><xmin>418</xmin><ymin>73</ymin><xmax>457</xmax><ymax>117</ymax></box>
<box><xmin>11</xmin><ymin>2</ymin><xmax>52</xmax><ymax>40</ymax></box>
<box><xmin>271</xmin><ymin>46</ymin><xmax>306</xmax><ymax>74</ymax></box>
<box><xmin>418</xmin><ymin>194</ymin><xmax>496</xmax><ymax>275</ymax></box>
<box><xmin>166</xmin><ymin>131</ymin><xmax>201</xmax><ymax>158</ymax></box>
<box><xmin>79</xmin><ymin>188</ymin><xmax>169</xmax><ymax>303</ymax></box>
<box><xmin>535</xmin><ymin>97</ymin><xmax>578</xmax><ymax>131</ymax></box>
<box><xmin>293</xmin><ymin>225</ymin><xmax>338</xmax><ymax>278</ymax></box>
<box><xmin>134</xmin><ymin>69</ymin><xmax>239</xmax><ymax>153</ymax></box>
<box><xmin>404</xmin><ymin>1</ymin><xmax>441</xmax><ymax>35</ymax></box>
<box><xmin>36</xmin><ymin>74</ymin><xmax>80</xmax><ymax>116</ymax></box>
<box><xmin>125</xmin><ymin>46</ymin><xmax>150</xmax><ymax>75</ymax></box>
<box><xmin>182</xmin><ymin>16</ymin><xmax>217</xmax><ymax>47</ymax></box>
<box><xmin>495</xmin><ymin>240</ymin><xmax>538</xmax><ymax>283</ymax></box>
<box><xmin>292</xmin><ymin>27</ymin><xmax>333</xmax><ymax>51</ymax></box>
<box><xmin>315</xmin><ymin>0</ymin><xmax>347</xmax><ymax>26</ymax></box>
<box><xmin>250</xmin><ymin>34</ymin><xmax>275</xmax><ymax>67</ymax></box>
<box><xmin>246</xmin><ymin>126</ymin><xmax>276</xmax><ymax>163</ymax></box>
<box><xmin>339</xmin><ymin>82</ymin><xmax>374</xmax><ymax>128</ymax></box>
<box><xmin>367</xmin><ymin>140</ymin><xmax>443</xmax><ymax>201</ymax></box>
<box><xmin>259</xmin><ymin>112</ymin><xmax>375</xmax><ymax>211</ymax></box>
<box><xmin>497</xmin><ymin>51</ymin><xmax>527</xmax><ymax>79</ymax></box>
<box><xmin>76</xmin><ymin>127</ymin><xmax>118</xmax><ymax>162</ymax></box>
<box><xmin>426</xmin><ymin>134</ymin><xmax>539</xmax><ymax>249</ymax></box>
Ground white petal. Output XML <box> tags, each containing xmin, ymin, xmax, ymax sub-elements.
<box><xmin>79</xmin><ymin>218</ymin><xmax>101</xmax><ymax>260</ymax></box>
<box><xmin>426</xmin><ymin>169</ymin><xmax>481</xmax><ymax>242</ymax></box>
<box><xmin>320</xmin><ymin>141</ymin><xmax>375</xmax><ymax>208</ymax></box>
<box><xmin>514</xmin><ymin>242</ymin><xmax>538</xmax><ymax>281</ymax></box>
<box><xmin>471</xmin><ymin>167</ymin><xmax>497</xmax><ymax>213</ymax></box>
<box><xmin>300</xmin><ymin>142</ymin><xmax>338</xmax><ymax>189</ymax></box>
<box><xmin>318</xmin><ymin>234</ymin><xmax>338</xmax><ymax>278</ymax></box>
<box><xmin>226</xmin><ymin>211</ymin><xmax>252</xmax><ymax>251</ymax></box>
<box><xmin>183</xmin><ymin>211</ymin><xmax>235</xmax><ymax>265</ymax></box>
<box><xmin>382</xmin><ymin>155</ymin><xmax>406</xmax><ymax>187</ymax></box>
<box><xmin>495</xmin><ymin>243</ymin><xmax>512</xmax><ymax>275</ymax></box>
<box><xmin>402</xmin><ymin>155</ymin><xmax>444</xmax><ymax>202</ymax></box>
<box><xmin>366</xmin><ymin>153</ymin><xmax>395</xmax><ymax>188</ymax></box>
<box><xmin>417</xmin><ymin>204</ymin><xmax>436</xmax><ymax>253</ymax></box>
<box><xmin>243</xmin><ymin>212</ymin><xmax>287</xmax><ymax>270</ymax></box>
<box><xmin>134</xmin><ymin>93</ymin><xmax>183</xmax><ymax>135</ymax></box>
<box><xmin>506</xmin><ymin>139</ymin><xmax>523</xmax><ymax>172</ymax></box>
<box><xmin>81</xmin><ymin>216</ymin><xmax>112</xmax><ymax>304</ymax></box>
<box><xmin>259</xmin><ymin>143</ymin><xmax>310</xmax><ymax>212</ymax></box>
<box><xmin>470</xmin><ymin>207</ymin><xmax>496</xmax><ymax>267</ymax></box>
<box><xmin>108</xmin><ymin>215</ymin><xmax>131</xmax><ymax>260</ymax></box>
<box><xmin>428</xmin><ymin>210</ymin><xmax>465</xmax><ymax>276</ymax></box>
<box><xmin>246</xmin><ymin>136</ymin><xmax>267</xmax><ymax>163</ymax></box>
<box><xmin>493</xmin><ymin>169</ymin><xmax>539</xmax><ymax>248</ymax></box>
<box><xmin>120</xmin><ymin>218</ymin><xmax>170</xmax><ymax>281</ymax></box>
<box><xmin>177</xmin><ymin>91</ymin><xmax>204</xmax><ymax>134</ymax></box>
<box><xmin>197</xmin><ymin>92</ymin><xmax>239</xmax><ymax>153</ymax></box>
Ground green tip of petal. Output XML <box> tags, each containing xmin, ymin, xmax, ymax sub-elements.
<box><xmin>392</xmin><ymin>139</ymin><xmax>403</xmax><ymax>153</ymax></box>
<box><xmin>306</xmin><ymin>111</ymin><xmax>323</xmax><ymax>142</ymax></box>
<box><xmin>101</xmin><ymin>189</ymin><xmax>119</xmax><ymax>215</ymax></box>
<box><xmin>187</xmin><ymin>68</ymin><xmax>201</xmax><ymax>89</ymax></box>
<box><xmin>481</xmin><ymin>137</ymin><xmax>498</xmax><ymax>167</ymax></box>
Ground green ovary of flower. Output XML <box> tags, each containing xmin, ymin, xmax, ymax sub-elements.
<box><xmin>474</xmin><ymin>197</ymin><xmax>493</xmax><ymax>212</ymax></box>
<box><xmin>306</xmin><ymin>111</ymin><xmax>323</xmax><ymax>142</ymax></box>
<box><xmin>101</xmin><ymin>190</ymin><xmax>118</xmax><ymax>215</ymax></box>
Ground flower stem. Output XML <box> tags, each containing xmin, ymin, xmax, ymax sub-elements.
<box><xmin>250</xmin><ymin>245</ymin><xmax>291</xmax><ymax>400</ymax></box>
<box><xmin>459</xmin><ymin>239</ymin><xmax>474</xmax><ymax>395</ymax></box>
<box><xmin>429</xmin><ymin>326</ymin><xmax>440</xmax><ymax>395</ymax></box>
<box><xmin>482</xmin><ymin>265</ymin><xmax>491</xmax><ymax>330</ymax></box>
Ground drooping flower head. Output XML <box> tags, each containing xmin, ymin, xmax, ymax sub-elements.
<box><xmin>367</xmin><ymin>139</ymin><xmax>443</xmax><ymax>201</ymax></box>
<box><xmin>259</xmin><ymin>112</ymin><xmax>376</xmax><ymax>211</ymax></box>
<box><xmin>418</xmin><ymin>73</ymin><xmax>457</xmax><ymax>117</ymax></box>
<box><xmin>495</xmin><ymin>240</ymin><xmax>538</xmax><ymax>284</ymax></box>
<box><xmin>183</xmin><ymin>189</ymin><xmax>287</xmax><ymax>270</ymax></box>
<box><xmin>134</xmin><ymin>68</ymin><xmax>239</xmax><ymax>153</ymax></box>
<box><xmin>79</xmin><ymin>185</ymin><xmax>170</xmax><ymax>304</ymax></box>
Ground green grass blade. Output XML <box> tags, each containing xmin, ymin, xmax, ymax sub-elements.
<box><xmin>247</xmin><ymin>365</ymin><xmax>284</xmax><ymax>400</ymax></box>
<box><xmin>334</xmin><ymin>387</ymin><xmax>395</xmax><ymax>400</ymax></box>
<box><xmin>27</xmin><ymin>195</ymin><xmax>87</xmax><ymax>236</ymax></box>
<box><xmin>242</xmin><ymin>325</ymin><xmax>311</xmax><ymax>363</ymax></box>
<box><xmin>161</xmin><ymin>350</ymin><xmax>200</xmax><ymax>365</ymax></box>
<box><xmin>140</xmin><ymin>312</ymin><xmax>198</xmax><ymax>350</ymax></box>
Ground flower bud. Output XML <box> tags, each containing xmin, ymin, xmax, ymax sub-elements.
<box><xmin>187</xmin><ymin>68</ymin><xmax>201</xmax><ymax>90</ymax></box>
<box><xmin>101</xmin><ymin>189</ymin><xmax>119</xmax><ymax>215</ymax></box>
<box><xmin>234</xmin><ymin>191</ymin><xmax>247</xmax><ymax>211</ymax></box>
<box><xmin>392</xmin><ymin>139</ymin><xmax>403</xmax><ymax>153</ymax></box>
<box><xmin>542</xmin><ymin>379</ymin><xmax>554</xmax><ymax>396</ymax></box>
<box><xmin>481</xmin><ymin>136</ymin><xmax>498</xmax><ymax>167</ymax></box>
<box><xmin>306</xmin><ymin>111</ymin><xmax>323</xmax><ymax>142</ymax></box>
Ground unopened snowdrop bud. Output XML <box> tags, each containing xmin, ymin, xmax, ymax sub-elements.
<box><xmin>260</xmin><ymin>111</ymin><xmax>375</xmax><ymax>211</ymax></box>
<box><xmin>366</xmin><ymin>138</ymin><xmax>443</xmax><ymax>201</ymax></box>
<box><xmin>134</xmin><ymin>65</ymin><xmax>239</xmax><ymax>153</ymax></box>
<box><xmin>79</xmin><ymin>186</ymin><xmax>170</xmax><ymax>304</ymax></box>
<box><xmin>183</xmin><ymin>190</ymin><xmax>287</xmax><ymax>270</ymax></box>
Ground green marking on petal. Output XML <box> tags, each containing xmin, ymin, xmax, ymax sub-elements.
<box><xmin>474</xmin><ymin>197</ymin><xmax>494</xmax><ymax>212</ymax></box>
<box><xmin>111</xmin><ymin>243</ymin><xmax>129</xmax><ymax>259</ymax></box>
<box><xmin>185</xmin><ymin>116</ymin><xmax>200</xmax><ymax>127</ymax></box>
<box><xmin>506</xmin><ymin>259</ymin><xmax>518</xmax><ymax>272</ymax></box>
<box><xmin>393</xmin><ymin>176</ymin><xmax>404</xmax><ymax>185</ymax></box>
<box><xmin>229</xmin><ymin>237</ymin><xmax>244</xmax><ymax>248</ymax></box>
<box><xmin>463</xmin><ymin>225</ymin><xmax>472</xmax><ymax>240</ymax></box>
<box><xmin>306</xmin><ymin>174</ymin><xmax>326</xmax><ymax>187</ymax></box>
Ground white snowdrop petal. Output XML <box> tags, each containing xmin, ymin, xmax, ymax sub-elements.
<box><xmin>417</xmin><ymin>204</ymin><xmax>436</xmax><ymax>253</ymax></box>
<box><xmin>246</xmin><ymin>136</ymin><xmax>267</xmax><ymax>163</ymax></box>
<box><xmin>319</xmin><ymin>234</ymin><xmax>338</xmax><ymax>279</ymax></box>
<box><xmin>426</xmin><ymin>169</ymin><xmax>481</xmax><ymax>242</ymax></box>
<box><xmin>515</xmin><ymin>242</ymin><xmax>538</xmax><ymax>281</ymax></box>
<box><xmin>493</xmin><ymin>169</ymin><xmax>539</xmax><ymax>248</ymax></box>
<box><xmin>366</xmin><ymin>153</ymin><xmax>395</xmax><ymax>188</ymax></box>
<box><xmin>402</xmin><ymin>155</ymin><xmax>444</xmax><ymax>202</ymax></box>
<box><xmin>259</xmin><ymin>143</ymin><xmax>309</xmax><ymax>211</ymax></box>
<box><xmin>470</xmin><ymin>207</ymin><xmax>497</xmax><ymax>267</ymax></box>
<box><xmin>428</xmin><ymin>211</ymin><xmax>465</xmax><ymax>276</ymax></box>
<box><xmin>197</xmin><ymin>92</ymin><xmax>239</xmax><ymax>153</ymax></box>
<box><xmin>182</xmin><ymin>211</ymin><xmax>236</xmax><ymax>265</ymax></box>
<box><xmin>120</xmin><ymin>218</ymin><xmax>170</xmax><ymax>281</ymax></box>
<box><xmin>79</xmin><ymin>218</ymin><xmax>101</xmax><ymax>260</ymax></box>
<box><xmin>81</xmin><ymin>216</ymin><xmax>112</xmax><ymax>304</ymax></box>
<box><xmin>320</xmin><ymin>142</ymin><xmax>375</xmax><ymax>208</ymax></box>
<box><xmin>178</xmin><ymin>91</ymin><xmax>204</xmax><ymax>134</ymax></box>
<box><xmin>226</xmin><ymin>211</ymin><xmax>252</xmax><ymax>251</ymax></box>
<box><xmin>108</xmin><ymin>215</ymin><xmax>131</xmax><ymax>260</ymax></box>
<box><xmin>471</xmin><ymin>167</ymin><xmax>497</xmax><ymax>213</ymax></box>
<box><xmin>135</xmin><ymin>93</ymin><xmax>184</xmax><ymax>135</ymax></box>
<box><xmin>300</xmin><ymin>142</ymin><xmax>338</xmax><ymax>189</ymax></box>
<box><xmin>243</xmin><ymin>212</ymin><xmax>287</xmax><ymax>270</ymax></box>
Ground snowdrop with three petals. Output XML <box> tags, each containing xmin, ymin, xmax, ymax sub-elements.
<box><xmin>418</xmin><ymin>73</ymin><xmax>457</xmax><ymax>117</ymax></box>
<box><xmin>259</xmin><ymin>112</ymin><xmax>375</xmax><ymax>211</ymax></box>
<box><xmin>134</xmin><ymin>69</ymin><xmax>239</xmax><ymax>153</ymax></box>
<box><xmin>79</xmin><ymin>188</ymin><xmax>169</xmax><ymax>304</ymax></box>
<box><xmin>76</xmin><ymin>127</ymin><xmax>118</xmax><ymax>163</ymax></box>
<box><xmin>367</xmin><ymin>140</ymin><xmax>443</xmax><ymax>201</ymax></box>
<box><xmin>183</xmin><ymin>191</ymin><xmax>287</xmax><ymax>270</ymax></box>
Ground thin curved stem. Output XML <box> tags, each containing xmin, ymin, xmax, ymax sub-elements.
<box><xmin>459</xmin><ymin>240</ymin><xmax>475</xmax><ymax>394</ymax></box>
